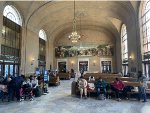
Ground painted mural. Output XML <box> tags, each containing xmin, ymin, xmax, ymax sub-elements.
<box><xmin>55</xmin><ymin>44</ymin><xmax>113</xmax><ymax>58</ymax></box>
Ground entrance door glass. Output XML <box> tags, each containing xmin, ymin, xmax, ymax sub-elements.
<box><xmin>148</xmin><ymin>64</ymin><xmax>150</xmax><ymax>78</ymax></box>
<box><xmin>143</xmin><ymin>63</ymin><xmax>150</xmax><ymax>78</ymax></box>
<box><xmin>0</xmin><ymin>64</ymin><xmax>2</xmax><ymax>76</ymax></box>
<box><xmin>10</xmin><ymin>65</ymin><xmax>13</xmax><ymax>76</ymax></box>
<box><xmin>122</xmin><ymin>65</ymin><xmax>128</xmax><ymax>76</ymax></box>
<box><xmin>39</xmin><ymin>66</ymin><xmax>45</xmax><ymax>75</ymax></box>
<box><xmin>15</xmin><ymin>65</ymin><xmax>18</xmax><ymax>76</ymax></box>
<box><xmin>4</xmin><ymin>65</ymin><xmax>9</xmax><ymax>78</ymax></box>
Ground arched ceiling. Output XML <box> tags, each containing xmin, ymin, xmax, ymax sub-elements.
<box><xmin>8</xmin><ymin>1</ymin><xmax>139</xmax><ymax>43</ymax></box>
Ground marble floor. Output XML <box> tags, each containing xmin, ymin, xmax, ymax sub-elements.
<box><xmin>0</xmin><ymin>79</ymin><xmax>150</xmax><ymax>113</ymax></box>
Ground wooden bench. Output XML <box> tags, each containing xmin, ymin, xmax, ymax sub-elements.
<box><xmin>125</xmin><ymin>82</ymin><xmax>150</xmax><ymax>99</ymax></box>
<box><xmin>73</xmin><ymin>81</ymin><xmax>96</xmax><ymax>96</ymax></box>
<box><xmin>83</xmin><ymin>73</ymin><xmax>120</xmax><ymax>80</ymax></box>
<box><xmin>49</xmin><ymin>76</ymin><xmax>60</xmax><ymax>86</ymax></box>
<box><xmin>73</xmin><ymin>79</ymin><xmax>150</xmax><ymax>99</ymax></box>
<box><xmin>57</xmin><ymin>73</ymin><xmax>71</xmax><ymax>80</ymax></box>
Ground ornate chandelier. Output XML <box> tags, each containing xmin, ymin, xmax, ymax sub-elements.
<box><xmin>68</xmin><ymin>0</ymin><xmax>80</xmax><ymax>43</ymax></box>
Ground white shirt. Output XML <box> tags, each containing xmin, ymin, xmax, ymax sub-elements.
<box><xmin>31</xmin><ymin>79</ymin><xmax>38</xmax><ymax>88</ymax></box>
<box><xmin>78</xmin><ymin>79</ymin><xmax>87</xmax><ymax>89</ymax></box>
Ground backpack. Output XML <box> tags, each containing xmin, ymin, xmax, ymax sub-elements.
<box><xmin>98</xmin><ymin>94</ymin><xmax>105</xmax><ymax>100</ymax></box>
<box><xmin>34</xmin><ymin>87</ymin><xmax>42</xmax><ymax>97</ymax></box>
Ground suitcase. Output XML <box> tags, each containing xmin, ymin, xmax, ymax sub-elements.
<box><xmin>71</xmin><ymin>81</ymin><xmax>77</xmax><ymax>96</ymax></box>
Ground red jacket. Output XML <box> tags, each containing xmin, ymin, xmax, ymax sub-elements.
<box><xmin>113</xmin><ymin>80</ymin><xmax>124</xmax><ymax>90</ymax></box>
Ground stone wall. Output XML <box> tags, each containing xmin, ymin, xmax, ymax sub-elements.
<box><xmin>54</xmin><ymin>29</ymin><xmax>116</xmax><ymax>72</ymax></box>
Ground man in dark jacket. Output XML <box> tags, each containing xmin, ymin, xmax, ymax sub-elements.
<box><xmin>14</xmin><ymin>75</ymin><xmax>24</xmax><ymax>101</ymax></box>
<box><xmin>95</xmin><ymin>77</ymin><xmax>107</xmax><ymax>99</ymax></box>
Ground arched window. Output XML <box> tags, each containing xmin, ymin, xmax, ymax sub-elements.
<box><xmin>121</xmin><ymin>24</ymin><xmax>128</xmax><ymax>61</ymax></box>
<box><xmin>38</xmin><ymin>30</ymin><xmax>47</xmax><ymax>74</ymax></box>
<box><xmin>121</xmin><ymin>24</ymin><xmax>128</xmax><ymax>76</ymax></box>
<box><xmin>3</xmin><ymin>5</ymin><xmax>22</xmax><ymax>26</ymax></box>
<box><xmin>141</xmin><ymin>0</ymin><xmax>150</xmax><ymax>77</ymax></box>
<box><xmin>39</xmin><ymin>29</ymin><xmax>47</xmax><ymax>41</ymax></box>
<box><xmin>142</xmin><ymin>1</ymin><xmax>150</xmax><ymax>55</ymax></box>
<box><xmin>1</xmin><ymin>5</ymin><xmax>22</xmax><ymax>78</ymax></box>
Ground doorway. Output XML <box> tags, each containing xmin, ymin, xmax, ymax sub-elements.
<box><xmin>101</xmin><ymin>61</ymin><xmax>111</xmax><ymax>73</ymax></box>
<box><xmin>122</xmin><ymin>64</ymin><xmax>128</xmax><ymax>76</ymax></box>
<box><xmin>79</xmin><ymin>61</ymin><xmax>88</xmax><ymax>71</ymax></box>
<box><xmin>58</xmin><ymin>62</ymin><xmax>66</xmax><ymax>73</ymax></box>
<box><xmin>0</xmin><ymin>62</ymin><xmax>19</xmax><ymax>78</ymax></box>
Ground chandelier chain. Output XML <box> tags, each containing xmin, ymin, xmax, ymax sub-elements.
<box><xmin>68</xmin><ymin>0</ymin><xmax>80</xmax><ymax>43</ymax></box>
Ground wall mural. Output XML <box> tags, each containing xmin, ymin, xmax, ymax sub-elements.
<box><xmin>55</xmin><ymin>44</ymin><xmax>113</xmax><ymax>58</ymax></box>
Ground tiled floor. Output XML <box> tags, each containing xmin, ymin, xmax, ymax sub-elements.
<box><xmin>0</xmin><ymin>79</ymin><xmax>150</xmax><ymax>113</ymax></box>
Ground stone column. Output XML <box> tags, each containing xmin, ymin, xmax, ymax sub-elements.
<box><xmin>20</xmin><ymin>26</ymin><xmax>26</xmax><ymax>75</ymax></box>
<box><xmin>47</xmin><ymin>38</ymin><xmax>54</xmax><ymax>70</ymax></box>
<box><xmin>0</xmin><ymin>2</ymin><xmax>5</xmax><ymax>54</ymax></box>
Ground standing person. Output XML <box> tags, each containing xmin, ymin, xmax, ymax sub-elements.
<box><xmin>94</xmin><ymin>77</ymin><xmax>107</xmax><ymax>99</ymax></box>
<box><xmin>7</xmin><ymin>76</ymin><xmax>15</xmax><ymax>101</ymax></box>
<box><xmin>112</xmin><ymin>78</ymin><xmax>125</xmax><ymax>101</ymax></box>
<box><xmin>71</xmin><ymin>69</ymin><xmax>75</xmax><ymax>78</ymax></box>
<box><xmin>137</xmin><ymin>71</ymin><xmax>148</xmax><ymax>102</ymax></box>
<box><xmin>78</xmin><ymin>76</ymin><xmax>88</xmax><ymax>99</ymax></box>
<box><xmin>80</xmin><ymin>68</ymin><xmax>84</xmax><ymax>76</ymax></box>
<box><xmin>14</xmin><ymin>75</ymin><xmax>24</xmax><ymax>101</ymax></box>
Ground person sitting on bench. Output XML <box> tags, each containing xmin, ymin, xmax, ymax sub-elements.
<box><xmin>112</xmin><ymin>77</ymin><xmax>124</xmax><ymax>101</ymax></box>
<box><xmin>78</xmin><ymin>76</ymin><xmax>88</xmax><ymax>99</ymax></box>
<box><xmin>94</xmin><ymin>77</ymin><xmax>107</xmax><ymax>100</ymax></box>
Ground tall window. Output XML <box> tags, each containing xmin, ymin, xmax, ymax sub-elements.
<box><xmin>121</xmin><ymin>24</ymin><xmax>128</xmax><ymax>76</ymax></box>
<box><xmin>0</xmin><ymin>5</ymin><xmax>22</xmax><ymax>77</ymax></box>
<box><xmin>141</xmin><ymin>0</ymin><xmax>150</xmax><ymax>77</ymax></box>
<box><xmin>38</xmin><ymin>30</ymin><xmax>47</xmax><ymax>74</ymax></box>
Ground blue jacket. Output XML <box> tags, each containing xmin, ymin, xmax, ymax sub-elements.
<box><xmin>95</xmin><ymin>80</ymin><xmax>107</xmax><ymax>89</ymax></box>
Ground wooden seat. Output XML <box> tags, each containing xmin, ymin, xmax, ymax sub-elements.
<box><xmin>57</xmin><ymin>73</ymin><xmax>71</xmax><ymax>80</ymax></box>
<box><xmin>49</xmin><ymin>76</ymin><xmax>60</xmax><ymax>86</ymax></box>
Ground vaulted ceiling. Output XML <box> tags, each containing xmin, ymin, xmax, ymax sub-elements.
<box><xmin>2</xmin><ymin>1</ymin><xmax>140</xmax><ymax>42</ymax></box>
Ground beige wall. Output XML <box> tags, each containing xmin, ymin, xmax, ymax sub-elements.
<box><xmin>23</xmin><ymin>29</ymin><xmax>39</xmax><ymax>76</ymax></box>
<box><xmin>54</xmin><ymin>29</ymin><xmax>116</xmax><ymax>72</ymax></box>
<box><xmin>55</xmin><ymin>56</ymin><xmax>114</xmax><ymax>73</ymax></box>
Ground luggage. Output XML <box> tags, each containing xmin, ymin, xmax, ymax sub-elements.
<box><xmin>34</xmin><ymin>87</ymin><xmax>42</xmax><ymax>97</ymax></box>
<box><xmin>98</xmin><ymin>94</ymin><xmax>105</xmax><ymax>100</ymax></box>
<box><xmin>71</xmin><ymin>81</ymin><xmax>76</xmax><ymax>95</ymax></box>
